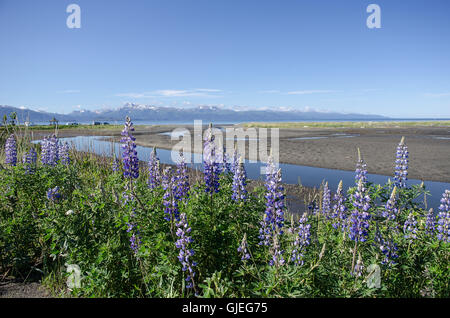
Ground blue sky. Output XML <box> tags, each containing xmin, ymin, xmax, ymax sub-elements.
<box><xmin>0</xmin><ymin>0</ymin><xmax>449</xmax><ymax>118</ymax></box>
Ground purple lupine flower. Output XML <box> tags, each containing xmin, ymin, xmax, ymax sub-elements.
<box><xmin>237</xmin><ymin>233</ymin><xmax>251</xmax><ymax>261</ymax></box>
<box><xmin>379</xmin><ymin>237</ymin><xmax>399</xmax><ymax>266</ymax></box>
<box><xmin>47</xmin><ymin>134</ymin><xmax>60</xmax><ymax>166</ymax></box>
<box><xmin>22</xmin><ymin>147</ymin><xmax>37</xmax><ymax>174</ymax></box>
<box><xmin>231</xmin><ymin>156</ymin><xmax>247</xmax><ymax>202</ymax></box>
<box><xmin>175</xmin><ymin>152</ymin><xmax>190</xmax><ymax>201</ymax></box>
<box><xmin>59</xmin><ymin>142</ymin><xmax>70</xmax><ymax>166</ymax></box>
<box><xmin>394</xmin><ymin>137</ymin><xmax>408</xmax><ymax>188</ymax></box>
<box><xmin>46</xmin><ymin>186</ymin><xmax>61</xmax><ymax>202</ymax></box>
<box><xmin>355</xmin><ymin>148</ymin><xmax>368</xmax><ymax>185</ymax></box>
<box><xmin>40</xmin><ymin>136</ymin><xmax>50</xmax><ymax>165</ymax></box>
<box><xmin>259</xmin><ymin>155</ymin><xmax>285</xmax><ymax>266</ymax></box>
<box><xmin>382</xmin><ymin>187</ymin><xmax>398</xmax><ymax>222</ymax></box>
<box><xmin>162</xmin><ymin>167</ymin><xmax>179</xmax><ymax>222</ymax></box>
<box><xmin>203</xmin><ymin>124</ymin><xmax>221</xmax><ymax>194</ymax></box>
<box><xmin>308</xmin><ymin>201</ymin><xmax>320</xmax><ymax>216</ymax></box>
<box><xmin>147</xmin><ymin>147</ymin><xmax>161</xmax><ymax>189</ymax></box>
<box><xmin>230</xmin><ymin>148</ymin><xmax>239</xmax><ymax>175</ymax></box>
<box><xmin>175</xmin><ymin>213</ymin><xmax>197</xmax><ymax>291</ymax></box>
<box><xmin>121</xmin><ymin>117</ymin><xmax>139</xmax><ymax>180</ymax></box>
<box><xmin>322</xmin><ymin>182</ymin><xmax>331</xmax><ymax>218</ymax></box>
<box><xmin>436</xmin><ymin>190</ymin><xmax>449</xmax><ymax>243</ymax></box>
<box><xmin>349</xmin><ymin>151</ymin><xmax>371</xmax><ymax>242</ymax></box>
<box><xmin>126</xmin><ymin>209</ymin><xmax>141</xmax><ymax>256</ymax></box>
<box><xmin>223</xmin><ymin>146</ymin><xmax>232</xmax><ymax>174</ymax></box>
<box><xmin>403</xmin><ymin>212</ymin><xmax>418</xmax><ymax>242</ymax></box>
<box><xmin>112</xmin><ymin>155</ymin><xmax>120</xmax><ymax>172</ymax></box>
<box><xmin>425</xmin><ymin>208</ymin><xmax>436</xmax><ymax>236</ymax></box>
<box><xmin>291</xmin><ymin>213</ymin><xmax>311</xmax><ymax>266</ymax></box>
<box><xmin>348</xmin><ymin>179</ymin><xmax>371</xmax><ymax>242</ymax></box>
<box><xmin>4</xmin><ymin>134</ymin><xmax>17</xmax><ymax>166</ymax></box>
<box><xmin>331</xmin><ymin>180</ymin><xmax>347</xmax><ymax>231</ymax></box>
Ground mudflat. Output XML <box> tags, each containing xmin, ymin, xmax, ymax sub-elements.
<box><xmin>32</xmin><ymin>122</ymin><xmax>450</xmax><ymax>183</ymax></box>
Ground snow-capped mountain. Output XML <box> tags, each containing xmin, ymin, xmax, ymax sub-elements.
<box><xmin>0</xmin><ymin>104</ymin><xmax>388</xmax><ymax>124</ymax></box>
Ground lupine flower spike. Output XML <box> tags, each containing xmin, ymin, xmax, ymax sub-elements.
<box><xmin>232</xmin><ymin>156</ymin><xmax>247</xmax><ymax>202</ymax></box>
<box><xmin>237</xmin><ymin>233</ymin><xmax>251</xmax><ymax>261</ymax></box>
<box><xmin>175</xmin><ymin>213</ymin><xmax>198</xmax><ymax>292</ymax></box>
<box><xmin>394</xmin><ymin>136</ymin><xmax>408</xmax><ymax>188</ymax></box>
<box><xmin>291</xmin><ymin>213</ymin><xmax>311</xmax><ymax>266</ymax></box>
<box><xmin>259</xmin><ymin>151</ymin><xmax>285</xmax><ymax>266</ymax></box>
<box><xmin>331</xmin><ymin>180</ymin><xmax>347</xmax><ymax>231</ymax></box>
<box><xmin>148</xmin><ymin>147</ymin><xmax>161</xmax><ymax>189</ymax></box>
<box><xmin>436</xmin><ymin>190</ymin><xmax>449</xmax><ymax>243</ymax></box>
<box><xmin>121</xmin><ymin>117</ymin><xmax>139</xmax><ymax>180</ymax></box>
<box><xmin>425</xmin><ymin>208</ymin><xmax>435</xmax><ymax>235</ymax></box>
<box><xmin>322</xmin><ymin>182</ymin><xmax>331</xmax><ymax>219</ymax></box>
<box><xmin>404</xmin><ymin>212</ymin><xmax>418</xmax><ymax>243</ymax></box>
<box><xmin>350</xmin><ymin>149</ymin><xmax>371</xmax><ymax>254</ymax></box>
<box><xmin>22</xmin><ymin>147</ymin><xmax>37</xmax><ymax>174</ymax></box>
<box><xmin>203</xmin><ymin>123</ymin><xmax>221</xmax><ymax>194</ymax></box>
<box><xmin>5</xmin><ymin>134</ymin><xmax>17</xmax><ymax>166</ymax></box>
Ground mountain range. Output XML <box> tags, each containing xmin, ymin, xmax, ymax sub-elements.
<box><xmin>0</xmin><ymin>103</ymin><xmax>388</xmax><ymax>124</ymax></box>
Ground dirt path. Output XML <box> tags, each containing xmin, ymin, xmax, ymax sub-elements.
<box><xmin>0</xmin><ymin>278</ymin><xmax>52</xmax><ymax>298</ymax></box>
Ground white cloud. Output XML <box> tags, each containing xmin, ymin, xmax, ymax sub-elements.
<box><xmin>115</xmin><ymin>89</ymin><xmax>222</xmax><ymax>99</ymax></box>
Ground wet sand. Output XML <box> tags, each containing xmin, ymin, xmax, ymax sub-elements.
<box><xmin>33</xmin><ymin>123</ymin><xmax>450</xmax><ymax>183</ymax></box>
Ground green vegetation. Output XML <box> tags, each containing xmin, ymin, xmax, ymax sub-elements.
<box><xmin>0</xmin><ymin>121</ymin><xmax>448</xmax><ymax>298</ymax></box>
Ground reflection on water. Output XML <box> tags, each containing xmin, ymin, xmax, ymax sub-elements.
<box><xmin>34</xmin><ymin>135</ymin><xmax>449</xmax><ymax>210</ymax></box>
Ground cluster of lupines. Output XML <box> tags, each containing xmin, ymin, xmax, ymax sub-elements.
<box><xmin>175</xmin><ymin>213</ymin><xmax>197</xmax><ymax>291</ymax></box>
<box><xmin>348</xmin><ymin>151</ymin><xmax>371</xmax><ymax>242</ymax></box>
<box><xmin>394</xmin><ymin>137</ymin><xmax>408</xmax><ymax>188</ymax></box>
<box><xmin>41</xmin><ymin>135</ymin><xmax>60</xmax><ymax>166</ymax></box>
<box><xmin>231</xmin><ymin>156</ymin><xmax>247</xmax><ymax>202</ymax></box>
<box><xmin>291</xmin><ymin>213</ymin><xmax>311</xmax><ymax>266</ymax></box>
<box><xmin>403</xmin><ymin>212</ymin><xmax>418</xmax><ymax>243</ymax></box>
<box><xmin>321</xmin><ymin>182</ymin><xmax>331</xmax><ymax>219</ymax></box>
<box><xmin>120</xmin><ymin>117</ymin><xmax>139</xmax><ymax>180</ymax></box>
<box><xmin>22</xmin><ymin>147</ymin><xmax>37</xmax><ymax>174</ymax></box>
<box><xmin>331</xmin><ymin>180</ymin><xmax>347</xmax><ymax>231</ymax></box>
<box><xmin>59</xmin><ymin>142</ymin><xmax>70</xmax><ymax>166</ymax></box>
<box><xmin>437</xmin><ymin>190</ymin><xmax>449</xmax><ymax>243</ymax></box>
<box><xmin>203</xmin><ymin>124</ymin><xmax>221</xmax><ymax>194</ymax></box>
<box><xmin>147</xmin><ymin>147</ymin><xmax>161</xmax><ymax>189</ymax></box>
<box><xmin>4</xmin><ymin>134</ymin><xmax>17</xmax><ymax>166</ymax></box>
<box><xmin>46</xmin><ymin>186</ymin><xmax>61</xmax><ymax>202</ymax></box>
<box><xmin>259</xmin><ymin>155</ymin><xmax>286</xmax><ymax>266</ymax></box>
<box><xmin>237</xmin><ymin>233</ymin><xmax>251</xmax><ymax>261</ymax></box>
